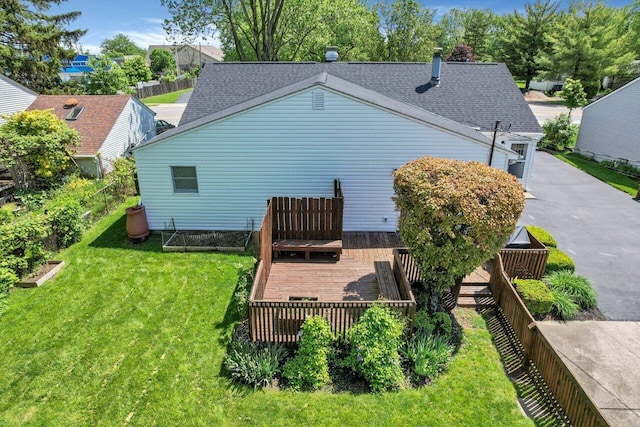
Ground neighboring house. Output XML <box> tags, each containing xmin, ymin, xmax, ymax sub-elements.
<box><xmin>59</xmin><ymin>54</ymin><xmax>96</xmax><ymax>82</ymax></box>
<box><xmin>27</xmin><ymin>95</ymin><xmax>156</xmax><ymax>177</ymax></box>
<box><xmin>0</xmin><ymin>74</ymin><xmax>38</xmax><ymax>125</ymax></box>
<box><xmin>146</xmin><ymin>45</ymin><xmax>223</xmax><ymax>72</ymax></box>
<box><xmin>575</xmin><ymin>77</ymin><xmax>640</xmax><ymax>168</ymax></box>
<box><xmin>133</xmin><ymin>54</ymin><xmax>541</xmax><ymax>232</ymax></box>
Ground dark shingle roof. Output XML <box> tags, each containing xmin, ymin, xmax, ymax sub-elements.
<box><xmin>181</xmin><ymin>61</ymin><xmax>542</xmax><ymax>133</ymax></box>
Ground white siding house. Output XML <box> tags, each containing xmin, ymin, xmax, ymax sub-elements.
<box><xmin>135</xmin><ymin>84</ymin><xmax>512</xmax><ymax>232</ymax></box>
<box><xmin>0</xmin><ymin>74</ymin><xmax>38</xmax><ymax>125</ymax></box>
<box><xmin>28</xmin><ymin>95</ymin><xmax>156</xmax><ymax>177</ymax></box>
<box><xmin>575</xmin><ymin>78</ymin><xmax>640</xmax><ymax>168</ymax></box>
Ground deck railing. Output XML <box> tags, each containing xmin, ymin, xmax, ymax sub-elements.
<box><xmin>271</xmin><ymin>195</ymin><xmax>343</xmax><ymax>241</ymax></box>
<box><xmin>499</xmin><ymin>230</ymin><xmax>549</xmax><ymax>279</ymax></box>
<box><xmin>249</xmin><ymin>300</ymin><xmax>415</xmax><ymax>343</ymax></box>
<box><xmin>488</xmin><ymin>254</ymin><xmax>608</xmax><ymax>427</ymax></box>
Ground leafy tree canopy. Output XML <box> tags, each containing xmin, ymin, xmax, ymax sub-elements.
<box><xmin>560</xmin><ymin>78</ymin><xmax>587</xmax><ymax>115</ymax></box>
<box><xmin>83</xmin><ymin>56</ymin><xmax>130</xmax><ymax>95</ymax></box>
<box><xmin>0</xmin><ymin>0</ymin><xmax>86</xmax><ymax>91</ymax></box>
<box><xmin>0</xmin><ymin>109</ymin><xmax>80</xmax><ymax>190</ymax></box>
<box><xmin>394</xmin><ymin>157</ymin><xmax>524</xmax><ymax>299</ymax></box>
<box><xmin>149</xmin><ymin>48</ymin><xmax>177</xmax><ymax>77</ymax></box>
<box><xmin>445</xmin><ymin>44</ymin><xmax>476</xmax><ymax>62</ymax></box>
<box><xmin>121</xmin><ymin>56</ymin><xmax>153</xmax><ymax>85</ymax></box>
<box><xmin>100</xmin><ymin>33</ymin><xmax>146</xmax><ymax>58</ymax></box>
<box><xmin>378</xmin><ymin>0</ymin><xmax>436</xmax><ymax>62</ymax></box>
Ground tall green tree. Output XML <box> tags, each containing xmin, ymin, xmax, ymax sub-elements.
<box><xmin>0</xmin><ymin>0</ymin><xmax>85</xmax><ymax>91</ymax></box>
<box><xmin>538</xmin><ymin>1</ymin><xmax>636</xmax><ymax>97</ymax></box>
<box><xmin>496</xmin><ymin>0</ymin><xmax>559</xmax><ymax>91</ymax></box>
<box><xmin>121</xmin><ymin>56</ymin><xmax>152</xmax><ymax>85</ymax></box>
<box><xmin>435</xmin><ymin>8</ymin><xmax>499</xmax><ymax>61</ymax></box>
<box><xmin>100</xmin><ymin>33</ymin><xmax>146</xmax><ymax>57</ymax></box>
<box><xmin>161</xmin><ymin>0</ymin><xmax>380</xmax><ymax>61</ymax></box>
<box><xmin>83</xmin><ymin>57</ymin><xmax>130</xmax><ymax>95</ymax></box>
<box><xmin>149</xmin><ymin>49</ymin><xmax>177</xmax><ymax>77</ymax></box>
<box><xmin>0</xmin><ymin>110</ymin><xmax>80</xmax><ymax>190</ymax></box>
<box><xmin>378</xmin><ymin>0</ymin><xmax>436</xmax><ymax>62</ymax></box>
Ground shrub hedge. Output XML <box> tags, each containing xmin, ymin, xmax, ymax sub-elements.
<box><xmin>513</xmin><ymin>278</ymin><xmax>554</xmax><ymax>315</ymax></box>
<box><xmin>545</xmin><ymin>248</ymin><xmax>576</xmax><ymax>273</ymax></box>
<box><xmin>283</xmin><ymin>316</ymin><xmax>333</xmax><ymax>390</ymax></box>
<box><xmin>526</xmin><ymin>226</ymin><xmax>557</xmax><ymax>248</ymax></box>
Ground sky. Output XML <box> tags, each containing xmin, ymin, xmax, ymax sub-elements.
<box><xmin>52</xmin><ymin>0</ymin><xmax>636</xmax><ymax>55</ymax></box>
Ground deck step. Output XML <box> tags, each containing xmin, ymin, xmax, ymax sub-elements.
<box><xmin>457</xmin><ymin>283</ymin><xmax>495</xmax><ymax>308</ymax></box>
<box><xmin>459</xmin><ymin>284</ymin><xmax>492</xmax><ymax>297</ymax></box>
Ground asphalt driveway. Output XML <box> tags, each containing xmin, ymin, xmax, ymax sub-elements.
<box><xmin>521</xmin><ymin>152</ymin><xmax>640</xmax><ymax>320</ymax></box>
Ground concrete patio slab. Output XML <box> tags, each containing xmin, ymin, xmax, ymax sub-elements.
<box><xmin>537</xmin><ymin>321</ymin><xmax>640</xmax><ymax>426</ymax></box>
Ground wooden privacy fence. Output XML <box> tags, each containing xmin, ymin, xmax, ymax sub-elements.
<box><xmin>488</xmin><ymin>254</ymin><xmax>608</xmax><ymax>426</ymax></box>
<box><xmin>499</xmin><ymin>230</ymin><xmax>549</xmax><ymax>279</ymax></box>
<box><xmin>271</xmin><ymin>196</ymin><xmax>343</xmax><ymax>242</ymax></box>
<box><xmin>135</xmin><ymin>79</ymin><xmax>196</xmax><ymax>99</ymax></box>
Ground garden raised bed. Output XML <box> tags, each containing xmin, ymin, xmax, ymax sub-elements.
<box><xmin>162</xmin><ymin>230</ymin><xmax>251</xmax><ymax>252</ymax></box>
<box><xmin>15</xmin><ymin>261</ymin><xmax>66</xmax><ymax>288</ymax></box>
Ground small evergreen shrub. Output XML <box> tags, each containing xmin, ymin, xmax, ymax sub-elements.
<box><xmin>224</xmin><ymin>339</ymin><xmax>288</xmax><ymax>388</ymax></box>
<box><xmin>401</xmin><ymin>330</ymin><xmax>453</xmax><ymax>381</ymax></box>
<box><xmin>345</xmin><ymin>305</ymin><xmax>405</xmax><ymax>392</ymax></box>
<box><xmin>546</xmin><ymin>248</ymin><xmax>575</xmax><ymax>273</ymax></box>
<box><xmin>540</xmin><ymin>113</ymin><xmax>578</xmax><ymax>151</ymax></box>
<box><xmin>0</xmin><ymin>267</ymin><xmax>18</xmax><ymax>316</ymax></box>
<box><xmin>544</xmin><ymin>270</ymin><xmax>597</xmax><ymax>310</ymax></box>
<box><xmin>413</xmin><ymin>310</ymin><xmax>452</xmax><ymax>340</ymax></box>
<box><xmin>283</xmin><ymin>316</ymin><xmax>333</xmax><ymax>390</ymax></box>
<box><xmin>513</xmin><ymin>279</ymin><xmax>554</xmax><ymax>315</ymax></box>
<box><xmin>550</xmin><ymin>289</ymin><xmax>580</xmax><ymax>319</ymax></box>
<box><xmin>526</xmin><ymin>226</ymin><xmax>557</xmax><ymax>248</ymax></box>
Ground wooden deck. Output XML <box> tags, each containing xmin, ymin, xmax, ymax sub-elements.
<box><xmin>262</xmin><ymin>232</ymin><xmax>489</xmax><ymax>303</ymax></box>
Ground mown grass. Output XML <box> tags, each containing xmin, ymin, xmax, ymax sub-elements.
<box><xmin>554</xmin><ymin>152</ymin><xmax>639</xmax><ymax>196</ymax></box>
<box><xmin>0</xmin><ymin>201</ymin><xmax>532</xmax><ymax>426</ymax></box>
<box><xmin>141</xmin><ymin>88</ymin><xmax>193</xmax><ymax>105</ymax></box>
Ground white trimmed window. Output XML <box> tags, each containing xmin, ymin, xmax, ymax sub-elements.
<box><xmin>171</xmin><ymin>166</ymin><xmax>198</xmax><ymax>193</ymax></box>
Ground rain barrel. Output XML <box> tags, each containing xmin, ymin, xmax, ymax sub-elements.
<box><xmin>125</xmin><ymin>205</ymin><xmax>149</xmax><ymax>241</ymax></box>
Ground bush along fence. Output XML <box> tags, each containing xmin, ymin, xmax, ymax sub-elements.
<box><xmin>0</xmin><ymin>158</ymin><xmax>138</xmax><ymax>291</ymax></box>
<box><xmin>135</xmin><ymin>79</ymin><xmax>196</xmax><ymax>99</ymax></box>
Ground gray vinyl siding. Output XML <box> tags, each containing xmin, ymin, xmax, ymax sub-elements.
<box><xmin>0</xmin><ymin>77</ymin><xmax>37</xmax><ymax>124</ymax></box>
<box><xmin>575</xmin><ymin>79</ymin><xmax>640</xmax><ymax>168</ymax></box>
<box><xmin>99</xmin><ymin>99</ymin><xmax>156</xmax><ymax>174</ymax></box>
<box><xmin>135</xmin><ymin>88</ymin><xmax>509</xmax><ymax>232</ymax></box>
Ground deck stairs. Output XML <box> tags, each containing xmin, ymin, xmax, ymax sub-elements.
<box><xmin>458</xmin><ymin>265</ymin><xmax>496</xmax><ymax>308</ymax></box>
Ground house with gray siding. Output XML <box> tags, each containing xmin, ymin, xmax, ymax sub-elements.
<box><xmin>0</xmin><ymin>74</ymin><xmax>38</xmax><ymax>125</ymax></box>
<box><xmin>575</xmin><ymin>77</ymin><xmax>640</xmax><ymax>168</ymax></box>
<box><xmin>28</xmin><ymin>95</ymin><xmax>156</xmax><ymax>177</ymax></box>
<box><xmin>133</xmin><ymin>57</ymin><xmax>541</xmax><ymax>232</ymax></box>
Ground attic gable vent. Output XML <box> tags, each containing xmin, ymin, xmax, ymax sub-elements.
<box><xmin>312</xmin><ymin>92</ymin><xmax>325</xmax><ymax>110</ymax></box>
<box><xmin>66</xmin><ymin>106</ymin><xmax>84</xmax><ymax>121</ymax></box>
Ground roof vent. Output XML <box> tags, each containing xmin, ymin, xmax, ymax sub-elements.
<box><xmin>325</xmin><ymin>46</ymin><xmax>338</xmax><ymax>62</ymax></box>
<box><xmin>312</xmin><ymin>92</ymin><xmax>325</xmax><ymax>110</ymax></box>
<box><xmin>430</xmin><ymin>48</ymin><xmax>443</xmax><ymax>87</ymax></box>
<box><xmin>64</xmin><ymin>98</ymin><xmax>79</xmax><ymax>109</ymax></box>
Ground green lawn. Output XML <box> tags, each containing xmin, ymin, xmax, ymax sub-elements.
<box><xmin>0</xmin><ymin>202</ymin><xmax>532</xmax><ymax>426</ymax></box>
<box><xmin>554</xmin><ymin>152</ymin><xmax>639</xmax><ymax>196</ymax></box>
<box><xmin>141</xmin><ymin>88</ymin><xmax>193</xmax><ymax>105</ymax></box>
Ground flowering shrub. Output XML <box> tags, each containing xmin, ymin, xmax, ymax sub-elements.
<box><xmin>345</xmin><ymin>305</ymin><xmax>405</xmax><ymax>392</ymax></box>
<box><xmin>283</xmin><ymin>316</ymin><xmax>333</xmax><ymax>390</ymax></box>
<box><xmin>394</xmin><ymin>157</ymin><xmax>524</xmax><ymax>296</ymax></box>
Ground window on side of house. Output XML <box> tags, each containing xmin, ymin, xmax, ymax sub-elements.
<box><xmin>171</xmin><ymin>166</ymin><xmax>199</xmax><ymax>193</ymax></box>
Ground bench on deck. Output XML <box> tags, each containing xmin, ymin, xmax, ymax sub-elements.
<box><xmin>270</xmin><ymin>185</ymin><xmax>343</xmax><ymax>262</ymax></box>
<box><xmin>273</xmin><ymin>239</ymin><xmax>342</xmax><ymax>260</ymax></box>
<box><xmin>374</xmin><ymin>261</ymin><xmax>401</xmax><ymax>300</ymax></box>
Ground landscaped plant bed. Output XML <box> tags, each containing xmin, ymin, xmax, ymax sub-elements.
<box><xmin>15</xmin><ymin>261</ymin><xmax>65</xmax><ymax>288</ymax></box>
<box><xmin>162</xmin><ymin>230</ymin><xmax>251</xmax><ymax>252</ymax></box>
